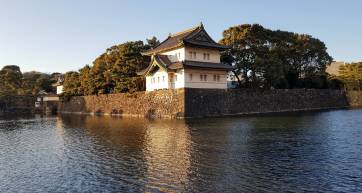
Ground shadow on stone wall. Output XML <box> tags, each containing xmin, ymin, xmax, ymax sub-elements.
<box><xmin>0</xmin><ymin>95</ymin><xmax>36</xmax><ymax>115</ymax></box>
<box><xmin>183</xmin><ymin>89</ymin><xmax>351</xmax><ymax>118</ymax></box>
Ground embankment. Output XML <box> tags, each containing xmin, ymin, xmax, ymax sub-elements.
<box><xmin>346</xmin><ymin>91</ymin><xmax>362</xmax><ymax>108</ymax></box>
<box><xmin>0</xmin><ymin>95</ymin><xmax>36</xmax><ymax>116</ymax></box>
<box><xmin>184</xmin><ymin>89</ymin><xmax>349</xmax><ymax>118</ymax></box>
<box><xmin>59</xmin><ymin>89</ymin><xmax>185</xmax><ymax>118</ymax></box>
<box><xmin>58</xmin><ymin>89</ymin><xmax>361</xmax><ymax>118</ymax></box>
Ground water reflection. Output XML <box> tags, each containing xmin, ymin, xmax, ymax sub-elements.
<box><xmin>1</xmin><ymin>110</ymin><xmax>362</xmax><ymax>192</ymax></box>
<box><xmin>60</xmin><ymin>115</ymin><xmax>195</xmax><ymax>192</ymax></box>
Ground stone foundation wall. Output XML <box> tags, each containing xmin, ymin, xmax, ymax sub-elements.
<box><xmin>58</xmin><ymin>89</ymin><xmax>357</xmax><ymax>119</ymax></box>
<box><xmin>59</xmin><ymin>89</ymin><xmax>185</xmax><ymax>118</ymax></box>
<box><xmin>346</xmin><ymin>91</ymin><xmax>362</xmax><ymax>107</ymax></box>
<box><xmin>183</xmin><ymin>89</ymin><xmax>349</xmax><ymax>118</ymax></box>
<box><xmin>0</xmin><ymin>95</ymin><xmax>36</xmax><ymax>115</ymax></box>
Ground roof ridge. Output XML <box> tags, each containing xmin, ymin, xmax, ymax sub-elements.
<box><xmin>170</xmin><ymin>24</ymin><xmax>201</xmax><ymax>37</ymax></box>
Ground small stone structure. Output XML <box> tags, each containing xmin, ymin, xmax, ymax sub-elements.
<box><xmin>58</xmin><ymin>89</ymin><xmax>361</xmax><ymax>119</ymax></box>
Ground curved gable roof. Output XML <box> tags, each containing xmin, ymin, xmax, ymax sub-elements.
<box><xmin>142</xmin><ymin>24</ymin><xmax>228</xmax><ymax>56</ymax></box>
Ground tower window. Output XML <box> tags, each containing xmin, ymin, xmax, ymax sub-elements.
<box><xmin>203</xmin><ymin>53</ymin><xmax>210</xmax><ymax>60</ymax></box>
<box><xmin>200</xmin><ymin>74</ymin><xmax>207</xmax><ymax>81</ymax></box>
<box><xmin>189</xmin><ymin>51</ymin><xmax>197</xmax><ymax>59</ymax></box>
<box><xmin>214</xmin><ymin>74</ymin><xmax>220</xmax><ymax>82</ymax></box>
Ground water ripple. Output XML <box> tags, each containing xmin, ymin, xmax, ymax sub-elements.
<box><xmin>1</xmin><ymin>110</ymin><xmax>362</xmax><ymax>192</ymax></box>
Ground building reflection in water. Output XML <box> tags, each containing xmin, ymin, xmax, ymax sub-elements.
<box><xmin>52</xmin><ymin>111</ymin><xmax>356</xmax><ymax>192</ymax></box>
<box><xmin>58</xmin><ymin>115</ymin><xmax>196</xmax><ymax>192</ymax></box>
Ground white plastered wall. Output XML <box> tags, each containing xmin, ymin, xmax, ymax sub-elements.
<box><xmin>184</xmin><ymin>69</ymin><xmax>228</xmax><ymax>89</ymax></box>
<box><xmin>160</xmin><ymin>48</ymin><xmax>185</xmax><ymax>62</ymax></box>
<box><xmin>184</xmin><ymin>47</ymin><xmax>220</xmax><ymax>63</ymax></box>
<box><xmin>146</xmin><ymin>69</ymin><xmax>169</xmax><ymax>91</ymax></box>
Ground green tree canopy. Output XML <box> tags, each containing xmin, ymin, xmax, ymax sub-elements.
<box><xmin>0</xmin><ymin>66</ymin><xmax>56</xmax><ymax>96</ymax></box>
<box><xmin>63</xmin><ymin>40</ymin><xmax>152</xmax><ymax>96</ymax></box>
<box><xmin>0</xmin><ymin>65</ymin><xmax>23</xmax><ymax>94</ymax></box>
<box><xmin>338</xmin><ymin>62</ymin><xmax>362</xmax><ymax>90</ymax></box>
<box><xmin>63</xmin><ymin>71</ymin><xmax>81</xmax><ymax>96</ymax></box>
<box><xmin>22</xmin><ymin>71</ymin><xmax>53</xmax><ymax>95</ymax></box>
<box><xmin>219</xmin><ymin>24</ymin><xmax>333</xmax><ymax>89</ymax></box>
<box><xmin>146</xmin><ymin>36</ymin><xmax>160</xmax><ymax>49</ymax></box>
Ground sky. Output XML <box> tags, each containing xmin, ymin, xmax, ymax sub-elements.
<box><xmin>0</xmin><ymin>0</ymin><xmax>361</xmax><ymax>73</ymax></box>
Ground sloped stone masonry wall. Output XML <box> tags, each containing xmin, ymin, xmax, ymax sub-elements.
<box><xmin>0</xmin><ymin>95</ymin><xmax>36</xmax><ymax>115</ymax></box>
<box><xmin>183</xmin><ymin>89</ymin><xmax>350</xmax><ymax>118</ymax></box>
<box><xmin>346</xmin><ymin>91</ymin><xmax>362</xmax><ymax>107</ymax></box>
<box><xmin>59</xmin><ymin>89</ymin><xmax>185</xmax><ymax>118</ymax></box>
<box><xmin>59</xmin><ymin>89</ymin><xmax>361</xmax><ymax>119</ymax></box>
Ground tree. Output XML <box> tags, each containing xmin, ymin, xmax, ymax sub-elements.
<box><xmin>108</xmin><ymin>41</ymin><xmax>150</xmax><ymax>93</ymax></box>
<box><xmin>62</xmin><ymin>71</ymin><xmax>81</xmax><ymax>96</ymax></box>
<box><xmin>79</xmin><ymin>65</ymin><xmax>95</xmax><ymax>95</ymax></box>
<box><xmin>219</xmin><ymin>24</ymin><xmax>333</xmax><ymax>89</ymax></box>
<box><xmin>22</xmin><ymin>71</ymin><xmax>53</xmax><ymax>95</ymax></box>
<box><xmin>0</xmin><ymin>65</ymin><xmax>23</xmax><ymax>94</ymax></box>
<box><xmin>338</xmin><ymin>62</ymin><xmax>362</xmax><ymax>90</ymax></box>
<box><xmin>63</xmin><ymin>40</ymin><xmax>151</xmax><ymax>96</ymax></box>
<box><xmin>146</xmin><ymin>36</ymin><xmax>160</xmax><ymax>49</ymax></box>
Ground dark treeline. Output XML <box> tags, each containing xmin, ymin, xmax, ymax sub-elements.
<box><xmin>0</xmin><ymin>65</ymin><xmax>59</xmax><ymax>97</ymax></box>
<box><xmin>62</xmin><ymin>37</ymin><xmax>159</xmax><ymax>97</ymax></box>
<box><xmin>1</xmin><ymin>24</ymin><xmax>359</xmax><ymax>98</ymax></box>
<box><xmin>220</xmin><ymin>24</ymin><xmax>336</xmax><ymax>89</ymax></box>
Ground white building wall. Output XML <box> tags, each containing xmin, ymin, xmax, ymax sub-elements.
<box><xmin>174</xmin><ymin>69</ymin><xmax>185</xmax><ymax>89</ymax></box>
<box><xmin>56</xmin><ymin>85</ymin><xmax>63</xmax><ymax>95</ymax></box>
<box><xmin>159</xmin><ymin>47</ymin><xmax>220</xmax><ymax>64</ymax></box>
<box><xmin>184</xmin><ymin>69</ymin><xmax>228</xmax><ymax>89</ymax></box>
<box><xmin>146</xmin><ymin>69</ymin><xmax>169</xmax><ymax>91</ymax></box>
<box><xmin>43</xmin><ymin>96</ymin><xmax>60</xmax><ymax>101</ymax></box>
<box><xmin>146</xmin><ymin>46</ymin><xmax>227</xmax><ymax>91</ymax></box>
<box><xmin>160</xmin><ymin>48</ymin><xmax>185</xmax><ymax>62</ymax></box>
<box><xmin>184</xmin><ymin>47</ymin><xmax>220</xmax><ymax>63</ymax></box>
<box><xmin>145</xmin><ymin>66</ymin><xmax>228</xmax><ymax>91</ymax></box>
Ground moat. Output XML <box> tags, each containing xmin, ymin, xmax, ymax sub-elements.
<box><xmin>1</xmin><ymin>109</ymin><xmax>362</xmax><ymax>192</ymax></box>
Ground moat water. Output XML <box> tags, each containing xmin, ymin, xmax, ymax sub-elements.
<box><xmin>1</xmin><ymin>109</ymin><xmax>362</xmax><ymax>192</ymax></box>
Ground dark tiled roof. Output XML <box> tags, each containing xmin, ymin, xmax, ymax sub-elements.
<box><xmin>137</xmin><ymin>55</ymin><xmax>233</xmax><ymax>76</ymax></box>
<box><xmin>142</xmin><ymin>24</ymin><xmax>229</xmax><ymax>55</ymax></box>
<box><xmin>155</xmin><ymin>55</ymin><xmax>172</xmax><ymax>68</ymax></box>
<box><xmin>168</xmin><ymin>60</ymin><xmax>233</xmax><ymax>70</ymax></box>
<box><xmin>137</xmin><ymin>55</ymin><xmax>173</xmax><ymax>75</ymax></box>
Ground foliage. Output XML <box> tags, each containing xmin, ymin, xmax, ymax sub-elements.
<box><xmin>338</xmin><ymin>62</ymin><xmax>362</xmax><ymax>90</ymax></box>
<box><xmin>146</xmin><ymin>36</ymin><xmax>160</xmax><ymax>49</ymax></box>
<box><xmin>219</xmin><ymin>24</ymin><xmax>333</xmax><ymax>89</ymax></box>
<box><xmin>22</xmin><ymin>71</ymin><xmax>54</xmax><ymax>95</ymax></box>
<box><xmin>0</xmin><ymin>65</ymin><xmax>23</xmax><ymax>94</ymax></box>
<box><xmin>0</xmin><ymin>65</ymin><xmax>57</xmax><ymax>96</ymax></box>
<box><xmin>63</xmin><ymin>40</ymin><xmax>152</xmax><ymax>96</ymax></box>
<box><xmin>63</xmin><ymin>71</ymin><xmax>81</xmax><ymax>95</ymax></box>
